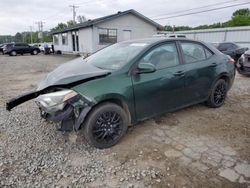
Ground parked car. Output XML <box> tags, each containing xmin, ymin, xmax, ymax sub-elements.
<box><xmin>3</xmin><ymin>43</ymin><xmax>40</xmax><ymax>56</ymax></box>
<box><xmin>236</xmin><ymin>50</ymin><xmax>250</xmax><ymax>76</ymax></box>
<box><xmin>0</xmin><ymin>44</ymin><xmax>4</xmax><ymax>54</ymax></box>
<box><xmin>2</xmin><ymin>43</ymin><xmax>14</xmax><ymax>54</ymax></box>
<box><xmin>6</xmin><ymin>38</ymin><xmax>236</xmax><ymax>148</ymax></box>
<box><xmin>215</xmin><ymin>42</ymin><xmax>248</xmax><ymax>61</ymax></box>
<box><xmin>168</xmin><ymin>34</ymin><xmax>186</xmax><ymax>38</ymax></box>
<box><xmin>153</xmin><ymin>34</ymin><xmax>186</xmax><ymax>38</ymax></box>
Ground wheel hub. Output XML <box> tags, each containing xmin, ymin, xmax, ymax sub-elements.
<box><xmin>92</xmin><ymin>111</ymin><xmax>122</xmax><ymax>143</ymax></box>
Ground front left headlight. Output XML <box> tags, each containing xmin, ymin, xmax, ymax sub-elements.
<box><xmin>35</xmin><ymin>89</ymin><xmax>78</xmax><ymax>112</ymax></box>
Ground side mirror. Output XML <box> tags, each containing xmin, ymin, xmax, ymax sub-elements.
<box><xmin>137</xmin><ymin>63</ymin><xmax>156</xmax><ymax>74</ymax></box>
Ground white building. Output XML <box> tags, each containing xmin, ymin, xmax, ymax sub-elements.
<box><xmin>159</xmin><ymin>26</ymin><xmax>250</xmax><ymax>48</ymax></box>
<box><xmin>52</xmin><ymin>9</ymin><xmax>163</xmax><ymax>55</ymax></box>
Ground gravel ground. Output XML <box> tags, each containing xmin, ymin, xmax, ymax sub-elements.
<box><xmin>0</xmin><ymin>54</ymin><xmax>249</xmax><ymax>187</ymax></box>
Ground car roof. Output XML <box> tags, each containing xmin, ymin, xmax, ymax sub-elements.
<box><xmin>121</xmin><ymin>37</ymin><xmax>206</xmax><ymax>46</ymax></box>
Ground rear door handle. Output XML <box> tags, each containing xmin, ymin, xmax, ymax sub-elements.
<box><xmin>210</xmin><ymin>63</ymin><xmax>217</xmax><ymax>67</ymax></box>
<box><xmin>174</xmin><ymin>71</ymin><xmax>185</xmax><ymax>76</ymax></box>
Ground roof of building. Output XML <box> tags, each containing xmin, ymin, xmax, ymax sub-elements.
<box><xmin>51</xmin><ymin>9</ymin><xmax>163</xmax><ymax>34</ymax></box>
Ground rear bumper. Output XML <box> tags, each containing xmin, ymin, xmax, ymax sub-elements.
<box><xmin>237</xmin><ymin>68</ymin><xmax>250</xmax><ymax>76</ymax></box>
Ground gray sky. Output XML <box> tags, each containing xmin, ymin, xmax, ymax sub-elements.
<box><xmin>0</xmin><ymin>0</ymin><xmax>249</xmax><ymax>35</ymax></box>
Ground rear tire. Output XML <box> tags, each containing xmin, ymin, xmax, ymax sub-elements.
<box><xmin>10</xmin><ymin>51</ymin><xmax>17</xmax><ymax>56</ymax></box>
<box><xmin>83</xmin><ymin>102</ymin><xmax>128</xmax><ymax>149</ymax></box>
<box><xmin>32</xmin><ymin>50</ymin><xmax>38</xmax><ymax>55</ymax></box>
<box><xmin>206</xmin><ymin>79</ymin><xmax>228</xmax><ymax>108</ymax></box>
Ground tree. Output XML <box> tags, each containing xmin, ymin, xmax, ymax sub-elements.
<box><xmin>51</xmin><ymin>23</ymin><xmax>68</xmax><ymax>32</ymax></box>
<box><xmin>77</xmin><ymin>15</ymin><xmax>87</xmax><ymax>23</ymax></box>
<box><xmin>233</xmin><ymin>8</ymin><xmax>250</xmax><ymax>16</ymax></box>
<box><xmin>14</xmin><ymin>32</ymin><xmax>23</xmax><ymax>42</ymax></box>
<box><xmin>164</xmin><ymin>8</ymin><xmax>250</xmax><ymax>31</ymax></box>
<box><xmin>67</xmin><ymin>20</ymin><xmax>77</xmax><ymax>27</ymax></box>
<box><xmin>229</xmin><ymin>8</ymin><xmax>250</xmax><ymax>26</ymax></box>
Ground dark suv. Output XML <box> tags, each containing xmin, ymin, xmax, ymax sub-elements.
<box><xmin>4</xmin><ymin>43</ymin><xmax>40</xmax><ymax>56</ymax></box>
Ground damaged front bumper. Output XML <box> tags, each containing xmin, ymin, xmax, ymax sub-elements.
<box><xmin>6</xmin><ymin>89</ymin><xmax>96</xmax><ymax>132</ymax></box>
<box><xmin>36</xmin><ymin>91</ymin><xmax>96</xmax><ymax>131</ymax></box>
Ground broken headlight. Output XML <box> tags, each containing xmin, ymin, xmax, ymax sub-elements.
<box><xmin>35</xmin><ymin>90</ymin><xmax>78</xmax><ymax>112</ymax></box>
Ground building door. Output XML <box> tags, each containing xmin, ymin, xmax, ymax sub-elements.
<box><xmin>123</xmin><ymin>30</ymin><xmax>131</xmax><ymax>41</ymax></box>
<box><xmin>72</xmin><ymin>31</ymin><xmax>79</xmax><ymax>52</ymax></box>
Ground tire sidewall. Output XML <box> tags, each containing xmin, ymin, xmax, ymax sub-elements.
<box><xmin>33</xmin><ymin>50</ymin><xmax>38</xmax><ymax>55</ymax></box>
<box><xmin>11</xmin><ymin>51</ymin><xmax>17</xmax><ymax>56</ymax></box>
<box><xmin>209</xmin><ymin>79</ymin><xmax>228</xmax><ymax>108</ymax></box>
<box><xmin>84</xmin><ymin>103</ymin><xmax>128</xmax><ymax>149</ymax></box>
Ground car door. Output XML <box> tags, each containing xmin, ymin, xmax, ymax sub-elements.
<box><xmin>131</xmin><ymin>42</ymin><xmax>186</xmax><ymax>120</ymax></box>
<box><xmin>178</xmin><ymin>41</ymin><xmax>216</xmax><ymax>104</ymax></box>
<box><xmin>14</xmin><ymin>43</ymin><xmax>22</xmax><ymax>53</ymax></box>
<box><xmin>24</xmin><ymin>44</ymin><xmax>31</xmax><ymax>53</ymax></box>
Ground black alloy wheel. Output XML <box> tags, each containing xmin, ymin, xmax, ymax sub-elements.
<box><xmin>213</xmin><ymin>82</ymin><xmax>227</xmax><ymax>105</ymax></box>
<box><xmin>207</xmin><ymin>79</ymin><xmax>228</xmax><ymax>108</ymax></box>
<box><xmin>93</xmin><ymin>111</ymin><xmax>122</xmax><ymax>144</ymax></box>
<box><xmin>84</xmin><ymin>102</ymin><xmax>128</xmax><ymax>149</ymax></box>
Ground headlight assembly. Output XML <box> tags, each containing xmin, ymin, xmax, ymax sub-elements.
<box><xmin>35</xmin><ymin>90</ymin><xmax>78</xmax><ymax>111</ymax></box>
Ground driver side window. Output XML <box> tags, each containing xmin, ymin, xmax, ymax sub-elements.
<box><xmin>139</xmin><ymin>42</ymin><xmax>180</xmax><ymax>69</ymax></box>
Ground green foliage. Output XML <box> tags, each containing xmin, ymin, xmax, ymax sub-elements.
<box><xmin>232</xmin><ymin>8</ymin><xmax>250</xmax><ymax>16</ymax></box>
<box><xmin>66</xmin><ymin>20</ymin><xmax>77</xmax><ymax>27</ymax></box>
<box><xmin>77</xmin><ymin>15</ymin><xmax>87</xmax><ymax>23</ymax></box>
<box><xmin>15</xmin><ymin>32</ymin><xmax>22</xmax><ymax>42</ymax></box>
<box><xmin>50</xmin><ymin>15</ymin><xmax>87</xmax><ymax>32</ymax></box>
<box><xmin>50</xmin><ymin>23</ymin><xmax>67</xmax><ymax>32</ymax></box>
<box><xmin>164</xmin><ymin>8</ymin><xmax>250</xmax><ymax>31</ymax></box>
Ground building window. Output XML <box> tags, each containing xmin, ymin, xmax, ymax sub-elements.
<box><xmin>62</xmin><ymin>33</ymin><xmax>68</xmax><ymax>45</ymax></box>
<box><xmin>53</xmin><ymin>35</ymin><xmax>59</xmax><ymax>45</ymax></box>
<box><xmin>99</xmin><ymin>28</ymin><xmax>117</xmax><ymax>44</ymax></box>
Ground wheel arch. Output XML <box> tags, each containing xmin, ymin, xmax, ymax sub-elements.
<box><xmin>212</xmin><ymin>72</ymin><xmax>231</xmax><ymax>88</ymax></box>
<box><xmin>93</xmin><ymin>97</ymin><xmax>132</xmax><ymax>125</ymax></box>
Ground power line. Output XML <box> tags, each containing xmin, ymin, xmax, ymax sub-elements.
<box><xmin>153</xmin><ymin>1</ymin><xmax>250</xmax><ymax>20</ymax></box>
<box><xmin>151</xmin><ymin>0</ymin><xmax>240</xmax><ymax>18</ymax></box>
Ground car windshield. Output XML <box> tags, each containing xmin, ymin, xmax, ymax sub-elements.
<box><xmin>85</xmin><ymin>42</ymin><xmax>148</xmax><ymax>70</ymax></box>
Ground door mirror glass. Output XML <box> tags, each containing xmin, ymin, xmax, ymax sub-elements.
<box><xmin>137</xmin><ymin>63</ymin><xmax>156</xmax><ymax>74</ymax></box>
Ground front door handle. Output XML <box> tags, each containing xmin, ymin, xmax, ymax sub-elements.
<box><xmin>174</xmin><ymin>71</ymin><xmax>185</xmax><ymax>76</ymax></box>
<box><xmin>209</xmin><ymin>63</ymin><xmax>217</xmax><ymax>67</ymax></box>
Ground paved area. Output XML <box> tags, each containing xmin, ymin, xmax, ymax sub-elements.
<box><xmin>0</xmin><ymin>54</ymin><xmax>249</xmax><ymax>187</ymax></box>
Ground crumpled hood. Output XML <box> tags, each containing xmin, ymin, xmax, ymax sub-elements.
<box><xmin>6</xmin><ymin>57</ymin><xmax>111</xmax><ymax>111</ymax></box>
<box><xmin>37</xmin><ymin>57</ymin><xmax>110</xmax><ymax>90</ymax></box>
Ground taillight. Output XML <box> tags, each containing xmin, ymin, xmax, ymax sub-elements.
<box><xmin>228</xmin><ymin>57</ymin><xmax>235</xmax><ymax>65</ymax></box>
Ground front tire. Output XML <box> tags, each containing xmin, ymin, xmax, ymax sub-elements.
<box><xmin>83</xmin><ymin>102</ymin><xmax>128</xmax><ymax>149</ymax></box>
<box><xmin>207</xmin><ymin>79</ymin><xmax>228</xmax><ymax>108</ymax></box>
<box><xmin>10</xmin><ymin>51</ymin><xmax>17</xmax><ymax>56</ymax></box>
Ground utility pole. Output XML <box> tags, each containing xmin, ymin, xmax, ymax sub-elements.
<box><xmin>30</xmin><ymin>26</ymin><xmax>33</xmax><ymax>44</ymax></box>
<box><xmin>35</xmin><ymin>21</ymin><xmax>45</xmax><ymax>42</ymax></box>
<box><xmin>69</xmin><ymin>4</ymin><xmax>79</xmax><ymax>22</ymax></box>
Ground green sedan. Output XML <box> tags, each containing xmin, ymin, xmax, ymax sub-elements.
<box><xmin>7</xmin><ymin>38</ymin><xmax>236</xmax><ymax>148</ymax></box>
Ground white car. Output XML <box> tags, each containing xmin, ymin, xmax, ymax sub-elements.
<box><xmin>153</xmin><ymin>34</ymin><xmax>186</xmax><ymax>38</ymax></box>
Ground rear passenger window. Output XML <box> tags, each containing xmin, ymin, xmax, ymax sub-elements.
<box><xmin>139</xmin><ymin>42</ymin><xmax>180</xmax><ymax>69</ymax></box>
<box><xmin>180</xmin><ymin>42</ymin><xmax>212</xmax><ymax>64</ymax></box>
